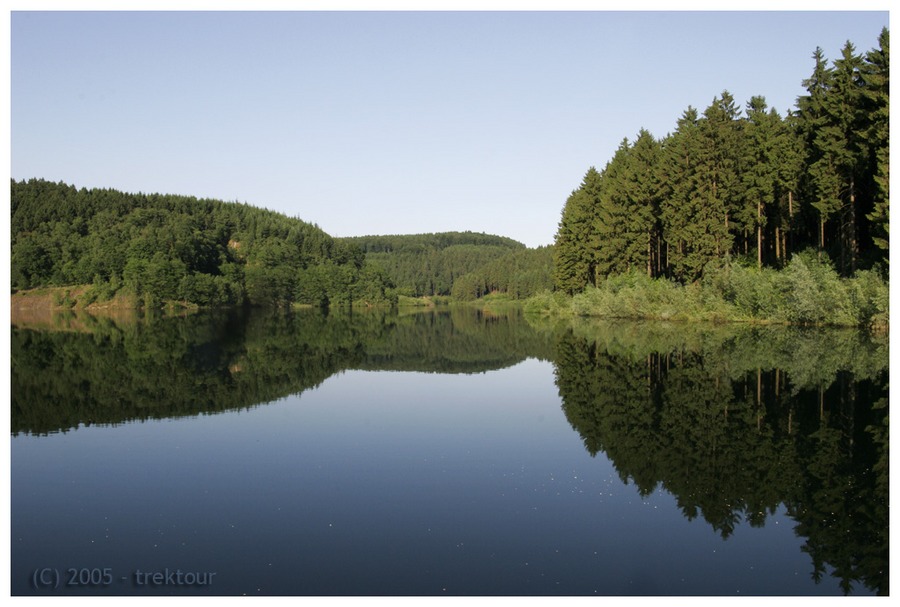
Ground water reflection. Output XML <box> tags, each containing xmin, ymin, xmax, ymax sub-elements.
<box><xmin>10</xmin><ymin>308</ymin><xmax>888</xmax><ymax>595</ymax></box>
<box><xmin>11</xmin><ymin>306</ymin><xmax>553</xmax><ymax>435</ymax></box>
<box><xmin>551</xmin><ymin>319</ymin><xmax>888</xmax><ymax>595</ymax></box>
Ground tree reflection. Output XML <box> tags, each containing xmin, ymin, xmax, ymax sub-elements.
<box><xmin>551</xmin><ymin>320</ymin><xmax>888</xmax><ymax>595</ymax></box>
<box><xmin>11</xmin><ymin>310</ymin><xmax>888</xmax><ymax>594</ymax></box>
<box><xmin>11</xmin><ymin>306</ymin><xmax>553</xmax><ymax>435</ymax></box>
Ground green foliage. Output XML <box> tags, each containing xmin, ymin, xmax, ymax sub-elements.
<box><xmin>568</xmin><ymin>271</ymin><xmax>730</xmax><ymax>322</ymax></box>
<box><xmin>535</xmin><ymin>249</ymin><xmax>887</xmax><ymax>328</ymax></box>
<box><xmin>522</xmin><ymin>290</ymin><xmax>572</xmax><ymax>317</ymax></box>
<box><xmin>10</xmin><ymin>179</ymin><xmax>390</xmax><ymax>310</ymax></box>
<box><xmin>553</xmin><ymin>168</ymin><xmax>603</xmax><ymax>294</ymax></box>
<box><xmin>451</xmin><ymin>246</ymin><xmax>554</xmax><ymax>301</ymax></box>
<box><xmin>552</xmin><ymin>29</ymin><xmax>889</xmax><ymax>293</ymax></box>
<box><xmin>778</xmin><ymin>251</ymin><xmax>853</xmax><ymax>325</ymax></box>
<box><xmin>338</xmin><ymin>232</ymin><xmax>524</xmax><ymax>298</ymax></box>
<box><xmin>593</xmin><ymin>131</ymin><xmax>663</xmax><ymax>279</ymax></box>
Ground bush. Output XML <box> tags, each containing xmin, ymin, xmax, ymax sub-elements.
<box><xmin>779</xmin><ymin>252</ymin><xmax>856</xmax><ymax>326</ymax></box>
<box><xmin>846</xmin><ymin>267</ymin><xmax>889</xmax><ymax>328</ymax></box>
<box><xmin>523</xmin><ymin>250</ymin><xmax>887</xmax><ymax>329</ymax></box>
<box><xmin>523</xmin><ymin>290</ymin><xmax>570</xmax><ymax>316</ymax></box>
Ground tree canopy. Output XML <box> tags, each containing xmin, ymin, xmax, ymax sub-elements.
<box><xmin>10</xmin><ymin>179</ymin><xmax>393</xmax><ymax>308</ymax></box>
<box><xmin>338</xmin><ymin>232</ymin><xmax>526</xmax><ymax>298</ymax></box>
<box><xmin>553</xmin><ymin>28</ymin><xmax>889</xmax><ymax>291</ymax></box>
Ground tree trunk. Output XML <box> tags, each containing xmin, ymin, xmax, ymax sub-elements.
<box><xmin>849</xmin><ymin>176</ymin><xmax>857</xmax><ymax>273</ymax></box>
<box><xmin>819</xmin><ymin>217</ymin><xmax>826</xmax><ymax>261</ymax></box>
<box><xmin>775</xmin><ymin>226</ymin><xmax>781</xmax><ymax>262</ymax></box>
<box><xmin>787</xmin><ymin>190</ymin><xmax>794</xmax><ymax>258</ymax></box>
<box><xmin>656</xmin><ymin>230</ymin><xmax>661</xmax><ymax>277</ymax></box>
<box><xmin>757</xmin><ymin>200</ymin><xmax>763</xmax><ymax>270</ymax></box>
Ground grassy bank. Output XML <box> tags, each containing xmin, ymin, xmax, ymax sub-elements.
<box><xmin>11</xmin><ymin>285</ymin><xmax>200</xmax><ymax>315</ymax></box>
<box><xmin>525</xmin><ymin>252</ymin><xmax>888</xmax><ymax>330</ymax></box>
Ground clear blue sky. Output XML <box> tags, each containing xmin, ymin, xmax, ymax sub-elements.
<box><xmin>10</xmin><ymin>9</ymin><xmax>889</xmax><ymax>247</ymax></box>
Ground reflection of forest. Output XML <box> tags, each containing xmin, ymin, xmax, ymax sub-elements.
<box><xmin>552</xmin><ymin>320</ymin><xmax>888</xmax><ymax>596</ymax></box>
<box><xmin>10</xmin><ymin>306</ymin><xmax>554</xmax><ymax>435</ymax></box>
<box><xmin>11</xmin><ymin>309</ymin><xmax>888</xmax><ymax>594</ymax></box>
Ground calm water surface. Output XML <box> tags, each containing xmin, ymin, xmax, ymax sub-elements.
<box><xmin>10</xmin><ymin>307</ymin><xmax>888</xmax><ymax>595</ymax></box>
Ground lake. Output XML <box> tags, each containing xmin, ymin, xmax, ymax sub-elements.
<box><xmin>10</xmin><ymin>306</ymin><xmax>888</xmax><ymax>595</ymax></box>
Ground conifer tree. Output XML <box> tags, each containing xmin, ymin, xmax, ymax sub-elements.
<box><xmin>553</xmin><ymin>167</ymin><xmax>603</xmax><ymax>293</ymax></box>
<box><xmin>824</xmin><ymin>41</ymin><xmax>866</xmax><ymax>273</ymax></box>
<box><xmin>798</xmin><ymin>47</ymin><xmax>840</xmax><ymax>257</ymax></box>
<box><xmin>860</xmin><ymin>28</ymin><xmax>890</xmax><ymax>265</ymax></box>
<box><xmin>742</xmin><ymin>96</ymin><xmax>781</xmax><ymax>269</ymax></box>
<box><xmin>660</xmin><ymin>107</ymin><xmax>704</xmax><ymax>281</ymax></box>
<box><xmin>628</xmin><ymin>129</ymin><xmax>664</xmax><ymax>277</ymax></box>
<box><xmin>697</xmin><ymin>91</ymin><xmax>743</xmax><ymax>260</ymax></box>
<box><xmin>594</xmin><ymin>139</ymin><xmax>633</xmax><ymax>278</ymax></box>
<box><xmin>773</xmin><ymin>110</ymin><xmax>806</xmax><ymax>263</ymax></box>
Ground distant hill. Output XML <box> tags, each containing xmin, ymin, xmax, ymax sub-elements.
<box><xmin>10</xmin><ymin>178</ymin><xmax>392</xmax><ymax>308</ymax></box>
<box><xmin>339</xmin><ymin>231</ymin><xmax>525</xmax><ymax>253</ymax></box>
<box><xmin>337</xmin><ymin>232</ymin><xmax>526</xmax><ymax>298</ymax></box>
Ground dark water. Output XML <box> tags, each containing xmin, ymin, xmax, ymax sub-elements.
<box><xmin>10</xmin><ymin>307</ymin><xmax>888</xmax><ymax>595</ymax></box>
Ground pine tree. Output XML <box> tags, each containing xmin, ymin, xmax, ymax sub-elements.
<box><xmin>697</xmin><ymin>91</ymin><xmax>743</xmax><ymax>260</ymax></box>
<box><xmin>628</xmin><ymin>129</ymin><xmax>664</xmax><ymax>277</ymax></box>
<box><xmin>660</xmin><ymin>107</ymin><xmax>705</xmax><ymax>281</ymax></box>
<box><xmin>742</xmin><ymin>96</ymin><xmax>781</xmax><ymax>269</ymax></box>
<box><xmin>798</xmin><ymin>47</ymin><xmax>840</xmax><ymax>258</ymax></box>
<box><xmin>773</xmin><ymin>110</ymin><xmax>806</xmax><ymax>263</ymax></box>
<box><xmin>553</xmin><ymin>167</ymin><xmax>603</xmax><ymax>293</ymax></box>
<box><xmin>824</xmin><ymin>41</ymin><xmax>866</xmax><ymax>273</ymax></box>
<box><xmin>594</xmin><ymin>139</ymin><xmax>633</xmax><ymax>278</ymax></box>
<box><xmin>860</xmin><ymin>28</ymin><xmax>890</xmax><ymax>266</ymax></box>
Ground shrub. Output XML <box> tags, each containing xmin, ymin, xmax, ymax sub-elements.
<box><xmin>846</xmin><ymin>268</ymin><xmax>889</xmax><ymax>328</ymax></box>
<box><xmin>523</xmin><ymin>290</ymin><xmax>570</xmax><ymax>316</ymax></box>
<box><xmin>780</xmin><ymin>251</ymin><xmax>856</xmax><ymax>326</ymax></box>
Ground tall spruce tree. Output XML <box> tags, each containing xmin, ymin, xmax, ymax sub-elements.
<box><xmin>698</xmin><ymin>91</ymin><xmax>744</xmax><ymax>260</ymax></box>
<box><xmin>660</xmin><ymin>107</ymin><xmax>705</xmax><ymax>281</ymax></box>
<box><xmin>628</xmin><ymin>129</ymin><xmax>664</xmax><ymax>277</ymax></box>
<box><xmin>824</xmin><ymin>41</ymin><xmax>866</xmax><ymax>273</ymax></box>
<box><xmin>553</xmin><ymin>167</ymin><xmax>603</xmax><ymax>293</ymax></box>
<box><xmin>594</xmin><ymin>132</ymin><xmax>661</xmax><ymax>279</ymax></box>
<box><xmin>798</xmin><ymin>47</ymin><xmax>840</xmax><ymax>257</ymax></box>
<box><xmin>594</xmin><ymin>139</ymin><xmax>632</xmax><ymax>278</ymax></box>
<box><xmin>773</xmin><ymin>110</ymin><xmax>806</xmax><ymax>263</ymax></box>
<box><xmin>742</xmin><ymin>96</ymin><xmax>781</xmax><ymax>269</ymax></box>
<box><xmin>860</xmin><ymin>28</ymin><xmax>890</xmax><ymax>265</ymax></box>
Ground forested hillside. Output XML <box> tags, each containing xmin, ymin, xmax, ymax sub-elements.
<box><xmin>10</xmin><ymin>179</ymin><xmax>393</xmax><ymax>308</ymax></box>
<box><xmin>451</xmin><ymin>246</ymin><xmax>554</xmax><ymax>300</ymax></box>
<box><xmin>554</xmin><ymin>29</ymin><xmax>889</xmax><ymax>291</ymax></box>
<box><xmin>337</xmin><ymin>232</ymin><xmax>526</xmax><ymax>297</ymax></box>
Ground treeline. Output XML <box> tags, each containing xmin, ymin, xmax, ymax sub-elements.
<box><xmin>554</xmin><ymin>29</ymin><xmax>889</xmax><ymax>293</ymax></box>
<box><xmin>337</xmin><ymin>232</ymin><xmax>525</xmax><ymax>297</ymax></box>
<box><xmin>451</xmin><ymin>246</ymin><xmax>555</xmax><ymax>301</ymax></box>
<box><xmin>10</xmin><ymin>179</ymin><xmax>393</xmax><ymax>308</ymax></box>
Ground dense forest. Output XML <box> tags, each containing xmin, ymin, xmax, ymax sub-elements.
<box><xmin>336</xmin><ymin>232</ymin><xmax>526</xmax><ymax>298</ymax></box>
<box><xmin>553</xmin><ymin>30</ymin><xmax>889</xmax><ymax>314</ymax></box>
<box><xmin>10</xmin><ymin>180</ymin><xmax>551</xmax><ymax>309</ymax></box>
<box><xmin>451</xmin><ymin>246</ymin><xmax>555</xmax><ymax>301</ymax></box>
<box><xmin>10</xmin><ymin>179</ymin><xmax>395</xmax><ymax>308</ymax></box>
<box><xmin>10</xmin><ymin>29</ymin><xmax>888</xmax><ymax>323</ymax></box>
